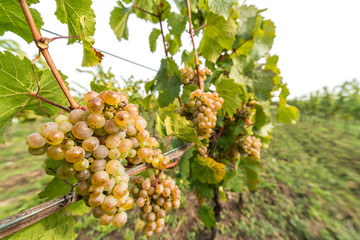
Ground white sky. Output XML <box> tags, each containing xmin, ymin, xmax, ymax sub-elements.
<box><xmin>1</xmin><ymin>0</ymin><xmax>360</xmax><ymax>98</ymax></box>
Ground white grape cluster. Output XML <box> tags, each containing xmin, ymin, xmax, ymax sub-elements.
<box><xmin>181</xmin><ymin>67</ymin><xmax>211</xmax><ymax>85</ymax></box>
<box><xmin>130</xmin><ymin>171</ymin><xmax>181</xmax><ymax>237</ymax></box>
<box><xmin>183</xmin><ymin>89</ymin><xmax>223</xmax><ymax>139</ymax></box>
<box><xmin>25</xmin><ymin>90</ymin><xmax>169</xmax><ymax>228</ymax></box>
<box><xmin>239</xmin><ymin>135</ymin><xmax>261</xmax><ymax>160</ymax></box>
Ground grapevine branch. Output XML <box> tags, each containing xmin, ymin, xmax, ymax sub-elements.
<box><xmin>0</xmin><ymin>144</ymin><xmax>193</xmax><ymax>239</ymax></box>
<box><xmin>19</xmin><ymin>0</ymin><xmax>82</xmax><ymax>110</ymax></box>
<box><xmin>186</xmin><ymin>0</ymin><xmax>202</xmax><ymax>90</ymax></box>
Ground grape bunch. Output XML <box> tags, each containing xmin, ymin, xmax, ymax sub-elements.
<box><xmin>130</xmin><ymin>171</ymin><xmax>181</xmax><ymax>237</ymax></box>
<box><xmin>182</xmin><ymin>89</ymin><xmax>223</xmax><ymax>139</ymax></box>
<box><xmin>180</xmin><ymin>67</ymin><xmax>211</xmax><ymax>85</ymax></box>
<box><xmin>236</xmin><ymin>100</ymin><xmax>257</xmax><ymax>126</ymax></box>
<box><xmin>25</xmin><ymin>90</ymin><xmax>168</xmax><ymax>228</ymax></box>
<box><xmin>238</xmin><ymin>135</ymin><xmax>261</xmax><ymax>160</ymax></box>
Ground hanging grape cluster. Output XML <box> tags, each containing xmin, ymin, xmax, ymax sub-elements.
<box><xmin>238</xmin><ymin>135</ymin><xmax>262</xmax><ymax>160</ymax></box>
<box><xmin>236</xmin><ymin>100</ymin><xmax>257</xmax><ymax>126</ymax></box>
<box><xmin>180</xmin><ymin>67</ymin><xmax>211</xmax><ymax>85</ymax></box>
<box><xmin>130</xmin><ymin>171</ymin><xmax>181</xmax><ymax>237</ymax></box>
<box><xmin>25</xmin><ymin>90</ymin><xmax>172</xmax><ymax>229</ymax></box>
<box><xmin>182</xmin><ymin>89</ymin><xmax>223</xmax><ymax>139</ymax></box>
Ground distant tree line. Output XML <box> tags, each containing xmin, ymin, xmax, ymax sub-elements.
<box><xmin>289</xmin><ymin>79</ymin><xmax>360</xmax><ymax>121</ymax></box>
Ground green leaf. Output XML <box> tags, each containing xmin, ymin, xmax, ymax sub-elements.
<box><xmin>149</xmin><ymin>28</ymin><xmax>161</xmax><ymax>52</ymax></box>
<box><xmin>133</xmin><ymin>0</ymin><xmax>158</xmax><ymax>23</ymax></box>
<box><xmin>219</xmin><ymin>186</ymin><xmax>227</xmax><ymax>202</ymax></box>
<box><xmin>238</xmin><ymin>158</ymin><xmax>262</xmax><ymax>191</ymax></box>
<box><xmin>90</xmin><ymin>79</ymin><xmax>109</xmax><ymax>93</ymax></box>
<box><xmin>277</xmin><ymin>105</ymin><xmax>299</xmax><ymax>124</ymax></box>
<box><xmin>166</xmin><ymin>34</ymin><xmax>182</xmax><ymax>56</ymax></box>
<box><xmin>0</xmin><ymin>0</ymin><xmax>44</xmax><ymax>43</ymax></box>
<box><xmin>198</xmin><ymin>205</ymin><xmax>216</xmax><ymax>229</ymax></box>
<box><xmin>250</xmin><ymin>19</ymin><xmax>276</xmax><ymax>60</ymax></box>
<box><xmin>249</xmin><ymin>69</ymin><xmax>275</xmax><ymax>101</ymax></box>
<box><xmin>254</xmin><ymin>104</ymin><xmax>267</xmax><ymax>129</ymax></box>
<box><xmin>164</xmin><ymin>113</ymin><xmax>200</xmax><ymax>144</ymax></box>
<box><xmin>0</xmin><ymin>52</ymin><xmax>68</xmax><ymax>144</ymax></box>
<box><xmin>192</xmin><ymin>157</ymin><xmax>226</xmax><ymax>184</ymax></box>
<box><xmin>225</xmin><ymin>175</ymin><xmax>245</xmax><ymax>193</ymax></box>
<box><xmin>154</xmin><ymin>58</ymin><xmax>182</xmax><ymax>107</ymax></box>
<box><xmin>229</xmin><ymin>55</ymin><xmax>254</xmax><ymax>83</ymax></box>
<box><xmin>38</xmin><ymin>177</ymin><xmax>75</xmax><ymax>201</ymax></box>
<box><xmin>181</xmin><ymin>84</ymin><xmax>199</xmax><ymax>104</ymax></box>
<box><xmin>264</xmin><ymin>55</ymin><xmax>281</xmax><ymax>88</ymax></box>
<box><xmin>65</xmin><ymin>200</ymin><xmax>89</xmax><ymax>216</ymax></box>
<box><xmin>44</xmin><ymin>159</ymin><xmax>63</xmax><ymax>176</ymax></box>
<box><xmin>110</xmin><ymin>2</ymin><xmax>132</xmax><ymax>41</ymax></box>
<box><xmin>7</xmin><ymin>210</ymin><xmax>77</xmax><ymax>240</ymax></box>
<box><xmin>178</xmin><ymin>146</ymin><xmax>194</xmax><ymax>179</ymax></box>
<box><xmin>277</xmin><ymin>84</ymin><xmax>299</xmax><ymax>124</ymax></box>
<box><xmin>54</xmin><ymin>0</ymin><xmax>96</xmax><ymax>44</ymax></box>
<box><xmin>236</xmin><ymin>5</ymin><xmax>258</xmax><ymax>40</ymax></box>
<box><xmin>181</xmin><ymin>49</ymin><xmax>195</xmax><ymax>66</ymax></box>
<box><xmin>81</xmin><ymin>37</ymin><xmax>103</xmax><ymax>67</ymax></box>
<box><xmin>195</xmin><ymin>181</ymin><xmax>214</xmax><ymax>198</ymax></box>
<box><xmin>167</xmin><ymin>12</ymin><xmax>188</xmax><ymax>35</ymax></box>
<box><xmin>208</xmin><ymin>0</ymin><xmax>236</xmax><ymax>20</ymax></box>
<box><xmin>199</xmin><ymin>12</ymin><xmax>237</xmax><ymax>62</ymax></box>
<box><xmin>215</xmin><ymin>76</ymin><xmax>243</xmax><ymax>116</ymax></box>
<box><xmin>156</xmin><ymin>113</ymin><xmax>167</xmax><ymax>137</ymax></box>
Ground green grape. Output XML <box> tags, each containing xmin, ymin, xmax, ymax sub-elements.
<box><xmin>84</xmin><ymin>91</ymin><xmax>99</xmax><ymax>102</ymax></box>
<box><xmin>90</xmin><ymin>159</ymin><xmax>106</xmax><ymax>172</ymax></box>
<box><xmin>92</xmin><ymin>206</ymin><xmax>106</xmax><ymax>218</ymax></box>
<box><xmin>113</xmin><ymin>182</ymin><xmax>128</xmax><ymax>198</ymax></box>
<box><xmin>89</xmin><ymin>193</ymin><xmax>105</xmax><ymax>207</ymax></box>
<box><xmin>87</xmin><ymin>113</ymin><xmax>106</xmax><ymax>129</ymax></box>
<box><xmin>136</xmin><ymin>197</ymin><xmax>145</xmax><ymax>208</ymax></box>
<box><xmin>45</xmin><ymin>130</ymin><xmax>64</xmax><ymax>145</ymax></box>
<box><xmin>101</xmin><ymin>195</ymin><xmax>117</xmax><ymax>212</ymax></box>
<box><xmin>126</xmin><ymin>125</ymin><xmax>137</xmax><ymax>136</ymax></box>
<box><xmin>47</xmin><ymin>145</ymin><xmax>66</xmax><ymax>160</ymax></box>
<box><xmin>76</xmin><ymin>181</ymin><xmax>90</xmax><ymax>196</ymax></box>
<box><xmin>56</xmin><ymin>164</ymin><xmax>75</xmax><ymax>179</ymax></box>
<box><xmin>108</xmin><ymin>148</ymin><xmax>120</xmax><ymax>160</ymax></box>
<box><xmin>122</xmin><ymin>197</ymin><xmax>134</xmax><ymax>210</ymax></box>
<box><xmin>92</xmin><ymin>145</ymin><xmax>109</xmax><ymax>159</ymax></box>
<box><xmin>87</xmin><ymin>97</ymin><xmax>105</xmax><ymax>113</ymax></box>
<box><xmin>28</xmin><ymin>145</ymin><xmax>48</xmax><ymax>156</ymax></box>
<box><xmin>68</xmin><ymin>109</ymin><xmax>85</xmax><ymax>124</ymax></box>
<box><xmin>112</xmin><ymin>212</ymin><xmax>127</xmax><ymax>227</ymax></box>
<box><xmin>137</xmin><ymin>130</ymin><xmax>149</xmax><ymax>142</ymax></box>
<box><xmin>118</xmin><ymin>139</ymin><xmax>133</xmax><ymax>153</ymax></box>
<box><xmin>104</xmin><ymin>178</ymin><xmax>115</xmax><ymax>191</ymax></box>
<box><xmin>104</xmin><ymin>119</ymin><xmax>121</xmax><ymax>134</ymax></box>
<box><xmin>114</xmin><ymin>111</ymin><xmax>130</xmax><ymax>127</ymax></box>
<box><xmin>105</xmin><ymin>160</ymin><xmax>121</xmax><ymax>175</ymax></box>
<box><xmin>55</xmin><ymin>115</ymin><xmax>68</xmax><ymax>124</ymax></box>
<box><xmin>72</xmin><ymin>121</ymin><xmax>94</xmax><ymax>140</ymax></box>
<box><xmin>74</xmin><ymin>170</ymin><xmax>90</xmax><ymax>181</ymax></box>
<box><xmin>41</xmin><ymin>123</ymin><xmax>60</xmax><ymax>139</ymax></box>
<box><xmin>89</xmin><ymin>185</ymin><xmax>104</xmax><ymax>196</ymax></box>
<box><xmin>105</xmin><ymin>134</ymin><xmax>121</xmax><ymax>149</ymax></box>
<box><xmin>82</xmin><ymin>137</ymin><xmax>100</xmax><ymax>152</ymax></box>
<box><xmin>58</xmin><ymin>121</ymin><xmax>73</xmax><ymax>133</ymax></box>
<box><xmin>92</xmin><ymin>171</ymin><xmax>110</xmax><ymax>186</ymax></box>
<box><xmin>26</xmin><ymin>133</ymin><xmax>46</xmax><ymax>148</ymax></box>
<box><xmin>65</xmin><ymin>146</ymin><xmax>85</xmax><ymax>163</ymax></box>
<box><xmin>103</xmin><ymin>91</ymin><xmax>120</xmax><ymax>106</ymax></box>
<box><xmin>73</xmin><ymin>159</ymin><xmax>89</xmax><ymax>171</ymax></box>
<box><xmin>124</xmin><ymin>104</ymin><xmax>139</xmax><ymax>118</ymax></box>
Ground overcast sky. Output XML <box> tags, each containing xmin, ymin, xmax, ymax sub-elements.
<box><xmin>1</xmin><ymin>0</ymin><xmax>360</xmax><ymax>98</ymax></box>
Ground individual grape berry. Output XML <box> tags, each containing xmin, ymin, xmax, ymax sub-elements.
<box><xmin>82</xmin><ymin>137</ymin><xmax>100</xmax><ymax>152</ymax></box>
<box><xmin>72</xmin><ymin>121</ymin><xmax>94</xmax><ymax>139</ymax></box>
<box><xmin>26</xmin><ymin>133</ymin><xmax>46</xmax><ymax>148</ymax></box>
<box><xmin>87</xmin><ymin>113</ymin><xmax>106</xmax><ymax>129</ymax></box>
<box><xmin>54</xmin><ymin>115</ymin><xmax>68</xmax><ymax>124</ymax></box>
<box><xmin>47</xmin><ymin>145</ymin><xmax>66</xmax><ymax>160</ymax></box>
<box><xmin>40</xmin><ymin>122</ymin><xmax>58</xmax><ymax>137</ymax></box>
<box><xmin>45</xmin><ymin>130</ymin><xmax>64</xmax><ymax>145</ymax></box>
<box><xmin>58</xmin><ymin>121</ymin><xmax>73</xmax><ymax>133</ymax></box>
<box><xmin>68</xmin><ymin>109</ymin><xmax>85</xmax><ymax>124</ymax></box>
<box><xmin>56</xmin><ymin>164</ymin><xmax>75</xmax><ymax>179</ymax></box>
<box><xmin>84</xmin><ymin>91</ymin><xmax>99</xmax><ymax>102</ymax></box>
<box><xmin>28</xmin><ymin>146</ymin><xmax>48</xmax><ymax>156</ymax></box>
<box><xmin>103</xmin><ymin>91</ymin><xmax>120</xmax><ymax>106</ymax></box>
<box><xmin>87</xmin><ymin>97</ymin><xmax>105</xmax><ymax>113</ymax></box>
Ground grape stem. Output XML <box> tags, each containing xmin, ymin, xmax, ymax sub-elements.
<box><xmin>194</xmin><ymin>23</ymin><xmax>207</xmax><ymax>34</ymax></box>
<box><xmin>163</xmin><ymin>136</ymin><xmax>172</xmax><ymax>152</ymax></box>
<box><xmin>157</xmin><ymin>5</ymin><xmax>169</xmax><ymax>57</ymax></box>
<box><xmin>19</xmin><ymin>0</ymin><xmax>83</xmax><ymax>110</ymax></box>
<box><xmin>186</xmin><ymin>0</ymin><xmax>202</xmax><ymax>90</ymax></box>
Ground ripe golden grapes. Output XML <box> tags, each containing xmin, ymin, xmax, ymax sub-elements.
<box><xmin>239</xmin><ymin>135</ymin><xmax>261</xmax><ymax>160</ymax></box>
<box><xmin>180</xmin><ymin>67</ymin><xmax>211</xmax><ymax>85</ymax></box>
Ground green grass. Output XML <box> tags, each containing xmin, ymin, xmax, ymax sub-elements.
<box><xmin>0</xmin><ymin>119</ymin><xmax>359</xmax><ymax>239</ymax></box>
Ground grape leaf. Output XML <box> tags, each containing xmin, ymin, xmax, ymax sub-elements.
<box><xmin>38</xmin><ymin>177</ymin><xmax>76</xmax><ymax>201</ymax></box>
<box><xmin>154</xmin><ymin>58</ymin><xmax>182</xmax><ymax>107</ymax></box>
<box><xmin>181</xmin><ymin>49</ymin><xmax>195</xmax><ymax>66</ymax></box>
<box><xmin>166</xmin><ymin>34</ymin><xmax>182</xmax><ymax>56</ymax></box>
<box><xmin>195</xmin><ymin>181</ymin><xmax>214</xmax><ymax>198</ymax></box>
<box><xmin>7</xmin><ymin>210</ymin><xmax>77</xmax><ymax>240</ymax></box>
<box><xmin>164</xmin><ymin>113</ymin><xmax>200</xmax><ymax>144</ymax></box>
<box><xmin>229</xmin><ymin>55</ymin><xmax>254</xmax><ymax>83</ymax></box>
<box><xmin>178</xmin><ymin>146</ymin><xmax>194</xmax><ymax>179</ymax></box>
<box><xmin>0</xmin><ymin>52</ymin><xmax>68</xmax><ymax>144</ymax></box>
<box><xmin>167</xmin><ymin>12</ymin><xmax>188</xmax><ymax>35</ymax></box>
<box><xmin>215</xmin><ymin>76</ymin><xmax>243</xmax><ymax>116</ymax></box>
<box><xmin>236</xmin><ymin>5</ymin><xmax>258</xmax><ymax>39</ymax></box>
<box><xmin>219</xmin><ymin>186</ymin><xmax>227</xmax><ymax>202</ymax></box>
<box><xmin>238</xmin><ymin>157</ymin><xmax>262</xmax><ymax>191</ymax></box>
<box><xmin>250</xmin><ymin>19</ymin><xmax>276</xmax><ymax>60</ymax></box>
<box><xmin>208</xmin><ymin>0</ymin><xmax>236</xmax><ymax>20</ymax></box>
<box><xmin>181</xmin><ymin>84</ymin><xmax>198</xmax><ymax>104</ymax></box>
<box><xmin>225</xmin><ymin>175</ymin><xmax>244</xmax><ymax>193</ymax></box>
<box><xmin>254</xmin><ymin>104</ymin><xmax>268</xmax><ymax>130</ymax></box>
<box><xmin>192</xmin><ymin>157</ymin><xmax>226</xmax><ymax>184</ymax></box>
<box><xmin>265</xmin><ymin>55</ymin><xmax>281</xmax><ymax>88</ymax></box>
<box><xmin>156</xmin><ymin>113</ymin><xmax>167</xmax><ymax>137</ymax></box>
<box><xmin>199</xmin><ymin>12</ymin><xmax>237</xmax><ymax>62</ymax></box>
<box><xmin>54</xmin><ymin>0</ymin><xmax>95</xmax><ymax>44</ymax></box>
<box><xmin>44</xmin><ymin>159</ymin><xmax>63</xmax><ymax>176</ymax></box>
<box><xmin>249</xmin><ymin>68</ymin><xmax>275</xmax><ymax>101</ymax></box>
<box><xmin>81</xmin><ymin>37</ymin><xmax>103</xmax><ymax>67</ymax></box>
<box><xmin>133</xmin><ymin>0</ymin><xmax>158</xmax><ymax>23</ymax></box>
<box><xmin>149</xmin><ymin>28</ymin><xmax>161</xmax><ymax>52</ymax></box>
<box><xmin>65</xmin><ymin>200</ymin><xmax>89</xmax><ymax>216</ymax></box>
<box><xmin>198</xmin><ymin>205</ymin><xmax>216</xmax><ymax>229</ymax></box>
<box><xmin>277</xmin><ymin>84</ymin><xmax>299</xmax><ymax>124</ymax></box>
<box><xmin>110</xmin><ymin>2</ymin><xmax>132</xmax><ymax>41</ymax></box>
<box><xmin>0</xmin><ymin>0</ymin><xmax>44</xmax><ymax>43</ymax></box>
